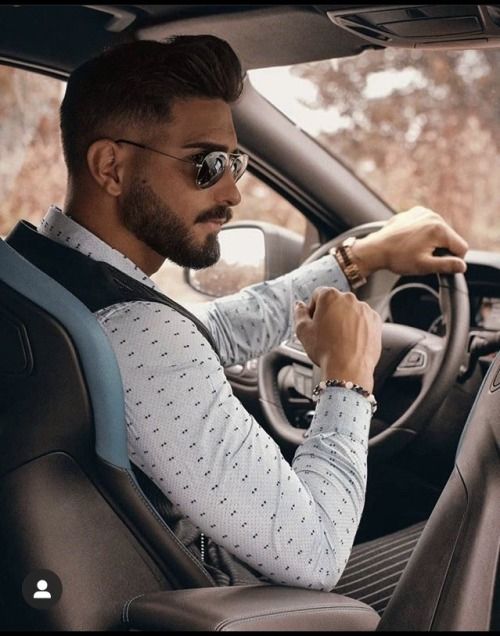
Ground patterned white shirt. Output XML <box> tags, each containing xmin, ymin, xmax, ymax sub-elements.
<box><xmin>39</xmin><ymin>205</ymin><xmax>372</xmax><ymax>590</ymax></box>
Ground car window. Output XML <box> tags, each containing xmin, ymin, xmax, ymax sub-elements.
<box><xmin>249</xmin><ymin>49</ymin><xmax>500</xmax><ymax>251</ymax></box>
<box><xmin>0</xmin><ymin>66</ymin><xmax>66</xmax><ymax>237</ymax></box>
<box><xmin>0</xmin><ymin>65</ymin><xmax>308</xmax><ymax>305</ymax></box>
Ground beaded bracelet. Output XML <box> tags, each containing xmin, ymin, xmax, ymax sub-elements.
<box><xmin>312</xmin><ymin>378</ymin><xmax>377</xmax><ymax>414</ymax></box>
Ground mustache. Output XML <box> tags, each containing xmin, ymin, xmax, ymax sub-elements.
<box><xmin>195</xmin><ymin>207</ymin><xmax>232</xmax><ymax>224</ymax></box>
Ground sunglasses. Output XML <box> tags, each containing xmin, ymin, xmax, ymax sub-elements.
<box><xmin>114</xmin><ymin>139</ymin><xmax>248</xmax><ymax>189</ymax></box>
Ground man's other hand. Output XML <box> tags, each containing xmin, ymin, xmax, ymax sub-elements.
<box><xmin>351</xmin><ymin>207</ymin><xmax>469</xmax><ymax>278</ymax></box>
<box><xmin>294</xmin><ymin>287</ymin><xmax>382</xmax><ymax>393</ymax></box>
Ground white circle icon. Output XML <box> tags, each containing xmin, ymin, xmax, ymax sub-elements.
<box><xmin>33</xmin><ymin>579</ymin><xmax>51</xmax><ymax>599</ymax></box>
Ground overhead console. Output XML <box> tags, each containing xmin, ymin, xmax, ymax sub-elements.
<box><xmin>325</xmin><ymin>5</ymin><xmax>500</xmax><ymax>49</ymax></box>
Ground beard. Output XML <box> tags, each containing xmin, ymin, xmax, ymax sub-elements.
<box><xmin>121</xmin><ymin>178</ymin><xmax>231</xmax><ymax>269</ymax></box>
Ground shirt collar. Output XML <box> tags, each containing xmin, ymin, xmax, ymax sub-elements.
<box><xmin>38</xmin><ymin>205</ymin><xmax>157</xmax><ymax>290</ymax></box>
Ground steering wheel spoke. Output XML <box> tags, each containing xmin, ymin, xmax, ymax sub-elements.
<box><xmin>387</xmin><ymin>329</ymin><xmax>445</xmax><ymax>381</ymax></box>
<box><xmin>277</xmin><ymin>338</ymin><xmax>312</xmax><ymax>367</ymax></box>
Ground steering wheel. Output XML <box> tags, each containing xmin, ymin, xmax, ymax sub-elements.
<box><xmin>258</xmin><ymin>221</ymin><xmax>470</xmax><ymax>461</ymax></box>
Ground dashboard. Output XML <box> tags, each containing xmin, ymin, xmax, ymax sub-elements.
<box><xmin>388</xmin><ymin>251</ymin><xmax>500</xmax><ymax>336</ymax></box>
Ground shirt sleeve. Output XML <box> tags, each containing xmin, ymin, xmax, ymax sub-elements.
<box><xmin>190</xmin><ymin>254</ymin><xmax>350</xmax><ymax>367</ymax></box>
<box><xmin>96</xmin><ymin>299</ymin><xmax>371</xmax><ymax>591</ymax></box>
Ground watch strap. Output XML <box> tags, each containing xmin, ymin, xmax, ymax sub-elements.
<box><xmin>330</xmin><ymin>238</ymin><xmax>367</xmax><ymax>290</ymax></box>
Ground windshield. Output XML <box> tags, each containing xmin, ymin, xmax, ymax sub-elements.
<box><xmin>249</xmin><ymin>48</ymin><xmax>500</xmax><ymax>251</ymax></box>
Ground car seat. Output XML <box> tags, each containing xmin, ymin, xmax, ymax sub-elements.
<box><xmin>378</xmin><ymin>349</ymin><xmax>500</xmax><ymax>631</ymax></box>
<box><xmin>0</xmin><ymin>236</ymin><xmax>215</xmax><ymax>630</ymax></box>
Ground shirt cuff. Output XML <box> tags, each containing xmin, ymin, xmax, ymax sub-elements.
<box><xmin>308</xmin><ymin>386</ymin><xmax>372</xmax><ymax>440</ymax></box>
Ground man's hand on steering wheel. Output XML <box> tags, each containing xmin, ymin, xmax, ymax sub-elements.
<box><xmin>350</xmin><ymin>206</ymin><xmax>469</xmax><ymax>279</ymax></box>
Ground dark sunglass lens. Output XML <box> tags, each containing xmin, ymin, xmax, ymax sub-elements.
<box><xmin>197</xmin><ymin>152</ymin><xmax>227</xmax><ymax>188</ymax></box>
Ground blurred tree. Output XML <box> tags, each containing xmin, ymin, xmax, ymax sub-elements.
<box><xmin>292</xmin><ymin>49</ymin><xmax>500</xmax><ymax>250</ymax></box>
<box><xmin>0</xmin><ymin>67</ymin><xmax>66</xmax><ymax>236</ymax></box>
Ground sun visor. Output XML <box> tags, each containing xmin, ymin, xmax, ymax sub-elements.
<box><xmin>326</xmin><ymin>5</ymin><xmax>500</xmax><ymax>50</ymax></box>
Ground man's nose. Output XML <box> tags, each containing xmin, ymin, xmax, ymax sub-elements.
<box><xmin>212</xmin><ymin>169</ymin><xmax>242</xmax><ymax>207</ymax></box>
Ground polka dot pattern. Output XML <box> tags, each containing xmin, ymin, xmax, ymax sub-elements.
<box><xmin>39</xmin><ymin>205</ymin><xmax>371</xmax><ymax>590</ymax></box>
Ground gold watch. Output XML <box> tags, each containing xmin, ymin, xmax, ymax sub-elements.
<box><xmin>330</xmin><ymin>237</ymin><xmax>367</xmax><ymax>290</ymax></box>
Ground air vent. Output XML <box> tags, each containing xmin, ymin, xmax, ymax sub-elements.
<box><xmin>327</xmin><ymin>5</ymin><xmax>500</xmax><ymax>49</ymax></box>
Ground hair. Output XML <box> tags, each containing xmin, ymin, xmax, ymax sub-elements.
<box><xmin>60</xmin><ymin>35</ymin><xmax>244</xmax><ymax>176</ymax></box>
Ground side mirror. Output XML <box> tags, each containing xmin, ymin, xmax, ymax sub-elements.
<box><xmin>187</xmin><ymin>226</ymin><xmax>266</xmax><ymax>297</ymax></box>
<box><xmin>186</xmin><ymin>222</ymin><xmax>303</xmax><ymax>298</ymax></box>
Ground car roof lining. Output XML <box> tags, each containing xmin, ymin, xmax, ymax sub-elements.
<box><xmin>3</xmin><ymin>4</ymin><xmax>500</xmax><ymax>76</ymax></box>
<box><xmin>0</xmin><ymin>5</ymin><xmax>370</xmax><ymax>75</ymax></box>
<box><xmin>136</xmin><ymin>6</ymin><xmax>370</xmax><ymax>70</ymax></box>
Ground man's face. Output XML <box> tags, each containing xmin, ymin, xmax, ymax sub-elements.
<box><xmin>119</xmin><ymin>97</ymin><xmax>241</xmax><ymax>269</ymax></box>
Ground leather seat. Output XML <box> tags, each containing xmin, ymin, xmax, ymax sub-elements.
<box><xmin>0</xmin><ymin>237</ymin><xmax>213</xmax><ymax>631</ymax></box>
<box><xmin>378</xmin><ymin>353</ymin><xmax>500</xmax><ymax>631</ymax></box>
<box><xmin>334</xmin><ymin>520</ymin><xmax>425</xmax><ymax>615</ymax></box>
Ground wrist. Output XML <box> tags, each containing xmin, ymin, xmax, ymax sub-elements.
<box><xmin>312</xmin><ymin>378</ymin><xmax>377</xmax><ymax>413</ymax></box>
<box><xmin>320</xmin><ymin>361</ymin><xmax>374</xmax><ymax>393</ymax></box>
<box><xmin>350</xmin><ymin>234</ymin><xmax>386</xmax><ymax>279</ymax></box>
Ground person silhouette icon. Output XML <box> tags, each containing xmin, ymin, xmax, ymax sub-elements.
<box><xmin>22</xmin><ymin>569</ymin><xmax>62</xmax><ymax>609</ymax></box>
<box><xmin>33</xmin><ymin>579</ymin><xmax>51</xmax><ymax>599</ymax></box>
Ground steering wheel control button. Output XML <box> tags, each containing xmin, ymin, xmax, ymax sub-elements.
<box><xmin>397</xmin><ymin>349</ymin><xmax>427</xmax><ymax>370</ymax></box>
<box><xmin>22</xmin><ymin>569</ymin><xmax>62</xmax><ymax>609</ymax></box>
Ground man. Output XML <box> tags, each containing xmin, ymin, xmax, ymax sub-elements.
<box><xmin>10</xmin><ymin>36</ymin><xmax>468</xmax><ymax>591</ymax></box>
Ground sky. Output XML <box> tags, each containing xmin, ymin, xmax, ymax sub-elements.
<box><xmin>248</xmin><ymin>66</ymin><xmax>348</xmax><ymax>136</ymax></box>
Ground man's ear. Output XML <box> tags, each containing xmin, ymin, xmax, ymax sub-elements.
<box><xmin>86</xmin><ymin>139</ymin><xmax>124</xmax><ymax>196</ymax></box>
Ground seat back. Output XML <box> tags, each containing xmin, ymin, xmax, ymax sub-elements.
<box><xmin>0</xmin><ymin>238</ymin><xmax>212</xmax><ymax>631</ymax></box>
<box><xmin>378</xmin><ymin>352</ymin><xmax>500</xmax><ymax>631</ymax></box>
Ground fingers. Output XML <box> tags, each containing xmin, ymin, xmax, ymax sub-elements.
<box><xmin>294</xmin><ymin>299</ymin><xmax>308</xmax><ymax>317</ymax></box>
<box><xmin>444</xmin><ymin>229</ymin><xmax>469</xmax><ymax>259</ymax></box>
<box><xmin>431</xmin><ymin>221</ymin><xmax>469</xmax><ymax>259</ymax></box>
<box><xmin>383</xmin><ymin>206</ymin><xmax>469</xmax><ymax>276</ymax></box>
<box><xmin>294</xmin><ymin>300</ymin><xmax>311</xmax><ymax>334</ymax></box>
<box><xmin>426</xmin><ymin>222</ymin><xmax>468</xmax><ymax>273</ymax></box>
<box><xmin>308</xmin><ymin>286</ymin><xmax>342</xmax><ymax>316</ymax></box>
<box><xmin>309</xmin><ymin>285</ymin><xmax>338</xmax><ymax>304</ymax></box>
<box><xmin>295</xmin><ymin>288</ymin><xmax>357</xmax><ymax>332</ymax></box>
<box><xmin>294</xmin><ymin>287</ymin><xmax>344</xmax><ymax>335</ymax></box>
<box><xmin>420</xmin><ymin>254</ymin><xmax>467</xmax><ymax>274</ymax></box>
